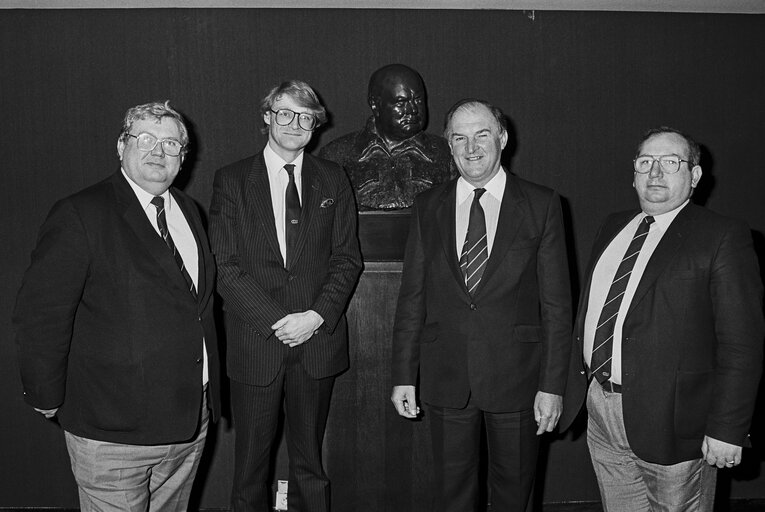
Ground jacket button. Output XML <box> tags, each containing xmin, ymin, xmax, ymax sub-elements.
<box><xmin>196</xmin><ymin>358</ymin><xmax>202</xmax><ymax>364</ymax></box>
<box><xmin>288</xmin><ymin>274</ymin><xmax>296</xmax><ymax>281</ymax></box>
<box><xmin>470</xmin><ymin>303</ymin><xmax>477</xmax><ymax>311</ymax></box>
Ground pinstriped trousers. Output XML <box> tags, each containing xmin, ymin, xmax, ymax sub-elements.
<box><xmin>230</xmin><ymin>349</ymin><xmax>335</xmax><ymax>512</ymax></box>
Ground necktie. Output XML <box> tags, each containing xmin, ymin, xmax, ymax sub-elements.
<box><xmin>284</xmin><ymin>164</ymin><xmax>301</xmax><ymax>266</ymax></box>
<box><xmin>150</xmin><ymin>196</ymin><xmax>197</xmax><ymax>298</ymax></box>
<box><xmin>459</xmin><ymin>188</ymin><xmax>488</xmax><ymax>296</ymax></box>
<box><xmin>590</xmin><ymin>215</ymin><xmax>654</xmax><ymax>384</ymax></box>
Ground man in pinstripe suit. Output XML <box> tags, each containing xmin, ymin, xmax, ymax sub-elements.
<box><xmin>210</xmin><ymin>80</ymin><xmax>362</xmax><ymax>512</ymax></box>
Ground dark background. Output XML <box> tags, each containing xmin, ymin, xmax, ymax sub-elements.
<box><xmin>1</xmin><ymin>8</ymin><xmax>763</xmax><ymax>509</ymax></box>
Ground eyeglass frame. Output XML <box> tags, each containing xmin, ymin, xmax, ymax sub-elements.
<box><xmin>633</xmin><ymin>154</ymin><xmax>691</xmax><ymax>174</ymax></box>
<box><xmin>126</xmin><ymin>132</ymin><xmax>185</xmax><ymax>157</ymax></box>
<box><xmin>269</xmin><ymin>108</ymin><xmax>318</xmax><ymax>131</ymax></box>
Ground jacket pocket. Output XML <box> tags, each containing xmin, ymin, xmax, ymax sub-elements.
<box><xmin>514</xmin><ymin>324</ymin><xmax>542</xmax><ymax>343</ymax></box>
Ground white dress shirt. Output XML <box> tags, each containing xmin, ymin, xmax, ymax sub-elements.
<box><xmin>263</xmin><ymin>143</ymin><xmax>304</xmax><ymax>267</ymax></box>
<box><xmin>583</xmin><ymin>200</ymin><xmax>689</xmax><ymax>384</ymax></box>
<box><xmin>121</xmin><ymin>168</ymin><xmax>208</xmax><ymax>385</ymax></box>
<box><xmin>455</xmin><ymin>169</ymin><xmax>506</xmax><ymax>259</ymax></box>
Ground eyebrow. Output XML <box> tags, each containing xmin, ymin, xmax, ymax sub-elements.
<box><xmin>450</xmin><ymin>128</ymin><xmax>492</xmax><ymax>138</ymax></box>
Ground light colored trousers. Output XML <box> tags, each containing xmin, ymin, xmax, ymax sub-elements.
<box><xmin>586</xmin><ymin>379</ymin><xmax>716</xmax><ymax>512</ymax></box>
<box><xmin>64</xmin><ymin>394</ymin><xmax>209</xmax><ymax>512</ymax></box>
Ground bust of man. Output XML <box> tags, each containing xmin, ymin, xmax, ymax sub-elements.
<box><xmin>320</xmin><ymin>64</ymin><xmax>454</xmax><ymax>210</ymax></box>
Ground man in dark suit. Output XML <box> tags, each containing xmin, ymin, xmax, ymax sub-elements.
<box><xmin>390</xmin><ymin>98</ymin><xmax>572</xmax><ymax>511</ymax></box>
<box><xmin>560</xmin><ymin>127</ymin><xmax>764</xmax><ymax>510</ymax></box>
<box><xmin>209</xmin><ymin>80</ymin><xmax>361</xmax><ymax>512</ymax></box>
<box><xmin>14</xmin><ymin>101</ymin><xmax>219</xmax><ymax>510</ymax></box>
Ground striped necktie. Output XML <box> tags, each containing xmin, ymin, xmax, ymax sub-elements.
<box><xmin>150</xmin><ymin>196</ymin><xmax>197</xmax><ymax>298</ymax></box>
<box><xmin>590</xmin><ymin>215</ymin><xmax>654</xmax><ymax>384</ymax></box>
<box><xmin>459</xmin><ymin>188</ymin><xmax>488</xmax><ymax>296</ymax></box>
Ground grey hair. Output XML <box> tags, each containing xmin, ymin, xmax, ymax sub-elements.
<box><xmin>119</xmin><ymin>100</ymin><xmax>189</xmax><ymax>153</ymax></box>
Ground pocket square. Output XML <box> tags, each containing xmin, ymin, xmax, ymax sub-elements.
<box><xmin>320</xmin><ymin>198</ymin><xmax>335</xmax><ymax>208</ymax></box>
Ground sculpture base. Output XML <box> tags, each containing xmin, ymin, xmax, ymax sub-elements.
<box><xmin>358</xmin><ymin>210</ymin><xmax>411</xmax><ymax>262</ymax></box>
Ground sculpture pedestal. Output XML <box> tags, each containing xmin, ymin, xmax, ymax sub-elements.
<box><xmin>324</xmin><ymin>262</ymin><xmax>433</xmax><ymax>511</ymax></box>
<box><xmin>358</xmin><ymin>211</ymin><xmax>411</xmax><ymax>261</ymax></box>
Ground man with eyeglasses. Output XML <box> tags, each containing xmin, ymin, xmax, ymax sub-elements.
<box><xmin>210</xmin><ymin>80</ymin><xmax>361</xmax><ymax>511</ymax></box>
<box><xmin>14</xmin><ymin>100</ymin><xmax>220</xmax><ymax>510</ymax></box>
<box><xmin>560</xmin><ymin>127</ymin><xmax>763</xmax><ymax>511</ymax></box>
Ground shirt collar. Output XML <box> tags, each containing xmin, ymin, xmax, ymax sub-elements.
<box><xmin>120</xmin><ymin>167</ymin><xmax>172</xmax><ymax>212</ymax></box>
<box><xmin>263</xmin><ymin>143</ymin><xmax>305</xmax><ymax>179</ymax></box>
<box><xmin>456</xmin><ymin>168</ymin><xmax>506</xmax><ymax>205</ymax></box>
<box><xmin>643</xmin><ymin>199</ymin><xmax>689</xmax><ymax>232</ymax></box>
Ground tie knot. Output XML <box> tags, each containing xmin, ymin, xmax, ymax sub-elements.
<box><xmin>644</xmin><ymin>215</ymin><xmax>655</xmax><ymax>225</ymax></box>
<box><xmin>151</xmin><ymin>196</ymin><xmax>164</xmax><ymax>209</ymax></box>
<box><xmin>473</xmin><ymin>188</ymin><xmax>486</xmax><ymax>201</ymax></box>
<box><xmin>284</xmin><ymin>164</ymin><xmax>296</xmax><ymax>177</ymax></box>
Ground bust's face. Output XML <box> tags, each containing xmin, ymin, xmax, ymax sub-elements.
<box><xmin>370</xmin><ymin>72</ymin><xmax>426</xmax><ymax>143</ymax></box>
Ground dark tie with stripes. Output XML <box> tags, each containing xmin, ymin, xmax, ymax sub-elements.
<box><xmin>150</xmin><ymin>196</ymin><xmax>197</xmax><ymax>298</ymax></box>
<box><xmin>284</xmin><ymin>163</ymin><xmax>301</xmax><ymax>266</ymax></box>
<box><xmin>590</xmin><ymin>215</ymin><xmax>654</xmax><ymax>384</ymax></box>
<box><xmin>460</xmin><ymin>188</ymin><xmax>488</xmax><ymax>296</ymax></box>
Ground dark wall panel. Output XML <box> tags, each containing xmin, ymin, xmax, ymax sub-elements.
<box><xmin>1</xmin><ymin>8</ymin><xmax>763</xmax><ymax>508</ymax></box>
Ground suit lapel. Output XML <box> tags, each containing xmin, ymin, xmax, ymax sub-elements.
<box><xmin>478</xmin><ymin>172</ymin><xmax>526</xmax><ymax>291</ymax></box>
<box><xmin>627</xmin><ymin>206</ymin><xmax>694</xmax><ymax>316</ymax></box>
<box><xmin>575</xmin><ymin>211</ymin><xmax>637</xmax><ymax>336</ymax></box>
<box><xmin>247</xmin><ymin>154</ymin><xmax>283</xmax><ymax>262</ymax></box>
<box><xmin>171</xmin><ymin>189</ymin><xmax>210</xmax><ymax>308</ymax></box>
<box><xmin>112</xmin><ymin>173</ymin><xmax>192</xmax><ymax>296</ymax></box>
<box><xmin>434</xmin><ymin>180</ymin><xmax>467</xmax><ymax>294</ymax></box>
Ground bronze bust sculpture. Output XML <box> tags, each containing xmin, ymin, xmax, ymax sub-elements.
<box><xmin>320</xmin><ymin>64</ymin><xmax>454</xmax><ymax>210</ymax></box>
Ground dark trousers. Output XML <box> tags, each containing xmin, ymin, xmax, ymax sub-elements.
<box><xmin>230</xmin><ymin>353</ymin><xmax>335</xmax><ymax>512</ymax></box>
<box><xmin>428</xmin><ymin>399</ymin><xmax>538</xmax><ymax>512</ymax></box>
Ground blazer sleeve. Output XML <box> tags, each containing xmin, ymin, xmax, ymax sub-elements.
<box><xmin>390</xmin><ymin>200</ymin><xmax>427</xmax><ymax>386</ymax></box>
<box><xmin>535</xmin><ymin>191</ymin><xmax>573</xmax><ymax>396</ymax></box>
<box><xmin>307</xmin><ymin>165</ymin><xmax>362</xmax><ymax>333</ymax></box>
<box><xmin>705</xmin><ymin>219</ymin><xmax>764</xmax><ymax>445</ymax></box>
<box><xmin>209</xmin><ymin>168</ymin><xmax>290</xmax><ymax>337</ymax></box>
<box><xmin>14</xmin><ymin>199</ymin><xmax>90</xmax><ymax>409</ymax></box>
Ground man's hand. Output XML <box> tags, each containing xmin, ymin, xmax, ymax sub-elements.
<box><xmin>391</xmin><ymin>385</ymin><xmax>420</xmax><ymax>419</ymax></box>
<box><xmin>534</xmin><ymin>391</ymin><xmax>562</xmax><ymax>435</ymax></box>
<box><xmin>34</xmin><ymin>407</ymin><xmax>58</xmax><ymax>419</ymax></box>
<box><xmin>702</xmin><ymin>436</ymin><xmax>742</xmax><ymax>468</ymax></box>
<box><xmin>272</xmin><ymin>310</ymin><xmax>324</xmax><ymax>347</ymax></box>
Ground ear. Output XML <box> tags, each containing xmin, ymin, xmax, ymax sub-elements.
<box><xmin>263</xmin><ymin>111</ymin><xmax>271</xmax><ymax>126</ymax></box>
<box><xmin>499</xmin><ymin>129</ymin><xmax>509</xmax><ymax>150</ymax></box>
<box><xmin>117</xmin><ymin>137</ymin><xmax>125</xmax><ymax>159</ymax></box>
<box><xmin>690</xmin><ymin>165</ymin><xmax>702</xmax><ymax>188</ymax></box>
<box><xmin>369</xmin><ymin>95</ymin><xmax>380</xmax><ymax>117</ymax></box>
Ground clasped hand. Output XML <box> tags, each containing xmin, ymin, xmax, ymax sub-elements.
<box><xmin>272</xmin><ymin>310</ymin><xmax>324</xmax><ymax>347</ymax></box>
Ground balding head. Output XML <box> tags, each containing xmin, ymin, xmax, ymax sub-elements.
<box><xmin>368</xmin><ymin>64</ymin><xmax>427</xmax><ymax>145</ymax></box>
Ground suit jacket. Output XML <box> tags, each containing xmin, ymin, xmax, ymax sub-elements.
<box><xmin>14</xmin><ymin>171</ymin><xmax>220</xmax><ymax>445</ymax></box>
<box><xmin>560</xmin><ymin>204</ymin><xmax>764</xmax><ymax>464</ymax></box>
<box><xmin>391</xmin><ymin>171</ymin><xmax>572</xmax><ymax>412</ymax></box>
<box><xmin>209</xmin><ymin>152</ymin><xmax>362</xmax><ymax>385</ymax></box>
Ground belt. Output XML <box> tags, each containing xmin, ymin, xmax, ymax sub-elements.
<box><xmin>601</xmin><ymin>380</ymin><xmax>622</xmax><ymax>393</ymax></box>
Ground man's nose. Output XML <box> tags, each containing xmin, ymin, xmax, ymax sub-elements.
<box><xmin>648</xmin><ymin>159</ymin><xmax>664</xmax><ymax>177</ymax></box>
<box><xmin>151</xmin><ymin>141</ymin><xmax>166</xmax><ymax>157</ymax></box>
<box><xmin>289</xmin><ymin>114</ymin><xmax>302</xmax><ymax>129</ymax></box>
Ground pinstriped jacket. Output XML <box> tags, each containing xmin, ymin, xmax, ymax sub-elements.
<box><xmin>209</xmin><ymin>151</ymin><xmax>362</xmax><ymax>385</ymax></box>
